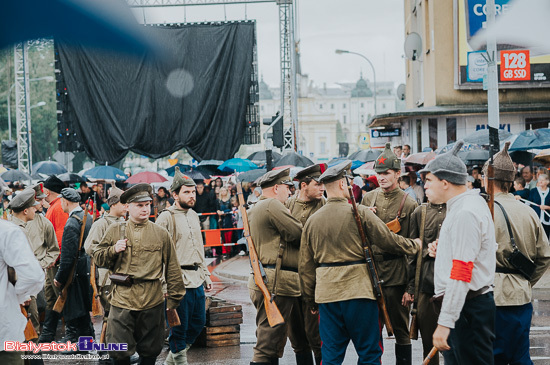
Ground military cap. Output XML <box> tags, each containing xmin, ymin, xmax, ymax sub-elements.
<box><xmin>170</xmin><ymin>166</ymin><xmax>196</xmax><ymax>192</ymax></box>
<box><xmin>294</xmin><ymin>163</ymin><xmax>328</xmax><ymax>183</ymax></box>
<box><xmin>482</xmin><ymin>141</ymin><xmax>515</xmax><ymax>183</ymax></box>
<box><xmin>257</xmin><ymin>168</ymin><xmax>294</xmax><ymax>188</ymax></box>
<box><xmin>120</xmin><ymin>183</ymin><xmax>153</xmax><ymax>204</ymax></box>
<box><xmin>60</xmin><ymin>188</ymin><xmax>81</xmax><ymax>203</ymax></box>
<box><xmin>43</xmin><ymin>175</ymin><xmax>65</xmax><ymax>194</ymax></box>
<box><xmin>107</xmin><ymin>187</ymin><xmax>124</xmax><ymax>206</ymax></box>
<box><xmin>375</xmin><ymin>143</ymin><xmax>401</xmax><ymax>173</ymax></box>
<box><xmin>8</xmin><ymin>188</ymin><xmax>40</xmax><ymax>210</ymax></box>
<box><xmin>420</xmin><ymin>140</ymin><xmax>468</xmax><ymax>185</ymax></box>
<box><xmin>32</xmin><ymin>183</ymin><xmax>47</xmax><ymax>199</ymax></box>
<box><xmin>319</xmin><ymin>160</ymin><xmax>352</xmax><ymax>184</ymax></box>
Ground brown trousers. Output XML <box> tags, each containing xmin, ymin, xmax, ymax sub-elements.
<box><xmin>250</xmin><ymin>289</ymin><xmax>299</xmax><ymax>362</ymax></box>
<box><xmin>383</xmin><ymin>285</ymin><xmax>410</xmax><ymax>345</ymax></box>
<box><xmin>417</xmin><ymin>292</ymin><xmax>440</xmax><ymax>364</ymax></box>
<box><xmin>106</xmin><ymin>303</ymin><xmax>165</xmax><ymax>360</ymax></box>
<box><xmin>44</xmin><ymin>266</ymin><xmax>60</xmax><ymax>310</ymax></box>
<box><xmin>287</xmin><ymin>296</ymin><xmax>322</xmax><ymax>359</ymax></box>
<box><xmin>28</xmin><ymin>296</ymin><xmax>40</xmax><ymax>337</ymax></box>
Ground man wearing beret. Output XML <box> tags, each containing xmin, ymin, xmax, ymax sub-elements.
<box><xmin>299</xmin><ymin>161</ymin><xmax>421</xmax><ymax>364</ymax></box>
<box><xmin>84</xmin><ymin>187</ymin><xmax>127</xmax><ymax>330</ymax></box>
<box><xmin>248</xmin><ymin>168</ymin><xmax>303</xmax><ymax>365</ymax></box>
<box><xmin>360</xmin><ymin>142</ymin><xmax>418</xmax><ymax>364</ymax></box>
<box><xmin>481</xmin><ymin>143</ymin><xmax>550</xmax><ymax>364</ymax></box>
<box><xmin>94</xmin><ymin>183</ymin><xmax>185</xmax><ymax>365</ymax></box>
<box><xmin>421</xmin><ymin>141</ymin><xmax>496</xmax><ymax>365</ymax></box>
<box><xmin>156</xmin><ymin>167</ymin><xmax>213</xmax><ymax>365</ymax></box>
<box><xmin>285</xmin><ymin>164</ymin><xmax>327</xmax><ymax>365</ymax></box>
<box><xmin>51</xmin><ymin>188</ymin><xmax>95</xmax><ymax>344</ymax></box>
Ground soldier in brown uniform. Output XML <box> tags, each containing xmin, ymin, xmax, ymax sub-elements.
<box><xmin>360</xmin><ymin>142</ymin><xmax>418</xmax><ymax>365</ymax></box>
<box><xmin>93</xmin><ymin>184</ymin><xmax>185</xmax><ymax>365</ymax></box>
<box><xmin>248</xmin><ymin>168</ymin><xmax>303</xmax><ymax>365</ymax></box>
<box><xmin>300</xmin><ymin>161</ymin><xmax>421</xmax><ymax>364</ymax></box>
<box><xmin>285</xmin><ymin>164</ymin><xmax>326</xmax><ymax>365</ymax></box>
<box><xmin>408</xmin><ymin>201</ymin><xmax>446</xmax><ymax>364</ymax></box>
<box><xmin>481</xmin><ymin>143</ymin><xmax>550</xmax><ymax>364</ymax></box>
<box><xmin>156</xmin><ymin>168</ymin><xmax>213</xmax><ymax>365</ymax></box>
<box><xmin>84</xmin><ymin>187</ymin><xmax>126</xmax><ymax>329</ymax></box>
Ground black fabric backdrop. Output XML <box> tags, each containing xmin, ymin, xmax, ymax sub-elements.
<box><xmin>57</xmin><ymin>22</ymin><xmax>254</xmax><ymax>164</ymax></box>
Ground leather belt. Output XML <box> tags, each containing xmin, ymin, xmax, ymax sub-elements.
<box><xmin>318</xmin><ymin>260</ymin><xmax>364</xmax><ymax>268</ymax></box>
<box><xmin>466</xmin><ymin>285</ymin><xmax>492</xmax><ymax>301</ymax></box>
<box><xmin>181</xmin><ymin>264</ymin><xmax>199</xmax><ymax>271</ymax></box>
<box><xmin>496</xmin><ymin>267</ymin><xmax>522</xmax><ymax>275</ymax></box>
<box><xmin>263</xmin><ymin>264</ymin><xmax>298</xmax><ymax>273</ymax></box>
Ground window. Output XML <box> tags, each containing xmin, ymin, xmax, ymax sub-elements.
<box><xmin>446</xmin><ymin>118</ymin><xmax>457</xmax><ymax>143</ymax></box>
<box><xmin>320</xmin><ymin>138</ymin><xmax>327</xmax><ymax>154</ymax></box>
<box><xmin>261</xmin><ymin>105</ymin><xmax>264</xmax><ymax>112</ymax></box>
<box><xmin>331</xmin><ymin>104</ymin><xmax>334</xmax><ymax>109</ymax></box>
<box><xmin>343</xmin><ymin>115</ymin><xmax>347</xmax><ymax>124</ymax></box>
<box><xmin>382</xmin><ymin>103</ymin><xmax>386</xmax><ymax>109</ymax></box>
<box><xmin>319</xmin><ymin>104</ymin><xmax>323</xmax><ymax>109</ymax></box>
<box><xmin>416</xmin><ymin>119</ymin><xmax>422</xmax><ymax>153</ymax></box>
<box><xmin>429</xmin><ymin>118</ymin><xmax>438</xmax><ymax>151</ymax></box>
<box><xmin>526</xmin><ymin>117</ymin><xmax>550</xmax><ymax>130</ymax></box>
<box><xmin>360</xmin><ymin>103</ymin><xmax>364</xmax><ymax>108</ymax></box>
<box><xmin>361</xmin><ymin>115</ymin><xmax>365</xmax><ymax>124</ymax></box>
<box><xmin>343</xmin><ymin>103</ymin><xmax>347</xmax><ymax>108</ymax></box>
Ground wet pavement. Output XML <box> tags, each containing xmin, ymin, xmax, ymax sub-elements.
<box><xmin>41</xmin><ymin>256</ymin><xmax>550</xmax><ymax>364</ymax></box>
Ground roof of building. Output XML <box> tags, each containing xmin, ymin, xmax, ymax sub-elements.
<box><xmin>351</xmin><ymin>73</ymin><xmax>373</xmax><ymax>97</ymax></box>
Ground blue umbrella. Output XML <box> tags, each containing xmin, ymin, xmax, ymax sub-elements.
<box><xmin>509</xmin><ymin>128</ymin><xmax>550</xmax><ymax>151</ymax></box>
<box><xmin>83</xmin><ymin>166</ymin><xmax>128</xmax><ymax>181</ymax></box>
<box><xmin>165</xmin><ymin>164</ymin><xmax>192</xmax><ymax>177</ymax></box>
<box><xmin>218</xmin><ymin>158</ymin><xmax>259</xmax><ymax>173</ymax></box>
<box><xmin>1</xmin><ymin>169</ymin><xmax>32</xmax><ymax>182</ymax></box>
<box><xmin>33</xmin><ymin>161</ymin><xmax>68</xmax><ymax>175</ymax></box>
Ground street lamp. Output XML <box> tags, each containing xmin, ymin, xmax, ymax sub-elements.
<box><xmin>30</xmin><ymin>101</ymin><xmax>46</xmax><ymax>110</ymax></box>
<box><xmin>7</xmin><ymin>76</ymin><xmax>54</xmax><ymax>140</ymax></box>
<box><xmin>335</xmin><ymin>49</ymin><xmax>377</xmax><ymax>116</ymax></box>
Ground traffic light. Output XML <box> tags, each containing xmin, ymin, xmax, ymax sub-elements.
<box><xmin>272</xmin><ymin>114</ymin><xmax>284</xmax><ymax>148</ymax></box>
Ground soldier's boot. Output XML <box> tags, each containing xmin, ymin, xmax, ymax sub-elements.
<box><xmin>172</xmin><ymin>347</ymin><xmax>189</xmax><ymax>365</ymax></box>
<box><xmin>138</xmin><ymin>357</ymin><xmax>157</xmax><ymax>365</ymax></box>
<box><xmin>295</xmin><ymin>351</ymin><xmax>314</xmax><ymax>365</ymax></box>
<box><xmin>37</xmin><ymin>310</ymin><xmax>60</xmax><ymax>343</ymax></box>
<box><xmin>164</xmin><ymin>351</ymin><xmax>176</xmax><ymax>365</ymax></box>
<box><xmin>269</xmin><ymin>358</ymin><xmax>279</xmax><ymax>365</ymax></box>
<box><xmin>395</xmin><ymin>344</ymin><xmax>412</xmax><ymax>365</ymax></box>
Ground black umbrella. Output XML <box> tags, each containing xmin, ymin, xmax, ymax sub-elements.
<box><xmin>33</xmin><ymin>160</ymin><xmax>68</xmax><ymax>175</ymax></box>
<box><xmin>348</xmin><ymin>149</ymin><xmax>382</xmax><ymax>162</ymax></box>
<box><xmin>186</xmin><ymin>170</ymin><xmax>210</xmax><ymax>181</ymax></box>
<box><xmin>237</xmin><ymin>169</ymin><xmax>267</xmax><ymax>183</ymax></box>
<box><xmin>165</xmin><ymin>164</ymin><xmax>192</xmax><ymax>177</ymax></box>
<box><xmin>509</xmin><ymin>151</ymin><xmax>535</xmax><ymax>166</ymax></box>
<box><xmin>1</xmin><ymin>170</ymin><xmax>32</xmax><ymax>182</ymax></box>
<box><xmin>460</xmin><ymin>150</ymin><xmax>490</xmax><ymax>166</ymax></box>
<box><xmin>247</xmin><ymin>151</ymin><xmax>282</xmax><ymax>163</ymax></box>
<box><xmin>57</xmin><ymin>172</ymin><xmax>88</xmax><ymax>183</ymax></box>
<box><xmin>462</xmin><ymin>129</ymin><xmax>512</xmax><ymax>146</ymax></box>
<box><xmin>274</xmin><ymin>151</ymin><xmax>314</xmax><ymax>168</ymax></box>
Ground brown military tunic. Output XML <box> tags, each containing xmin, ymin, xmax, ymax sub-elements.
<box><xmin>247</xmin><ymin>196</ymin><xmax>303</xmax><ymax>362</ymax></box>
<box><xmin>24</xmin><ymin>213</ymin><xmax>59</xmax><ymax>269</ymax></box>
<box><xmin>408</xmin><ymin>202</ymin><xmax>446</xmax><ymax>364</ymax></box>
<box><xmin>285</xmin><ymin>195</ymin><xmax>325</xmax><ymax>360</ymax></box>
<box><xmin>361</xmin><ymin>186</ymin><xmax>418</xmax><ymax>345</ymax></box>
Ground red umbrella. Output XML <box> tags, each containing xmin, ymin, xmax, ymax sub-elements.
<box><xmin>404</xmin><ymin>151</ymin><xmax>436</xmax><ymax>165</ymax></box>
<box><xmin>126</xmin><ymin>171</ymin><xmax>167</xmax><ymax>184</ymax></box>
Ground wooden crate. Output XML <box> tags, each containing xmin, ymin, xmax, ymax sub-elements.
<box><xmin>196</xmin><ymin>297</ymin><xmax>242</xmax><ymax>348</ymax></box>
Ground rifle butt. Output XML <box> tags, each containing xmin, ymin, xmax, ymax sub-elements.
<box><xmin>166</xmin><ymin>308</ymin><xmax>181</xmax><ymax>327</ymax></box>
<box><xmin>52</xmin><ymin>291</ymin><xmax>67</xmax><ymax>314</ymax></box>
<box><xmin>379</xmin><ymin>298</ymin><xmax>393</xmax><ymax>337</ymax></box>
<box><xmin>21</xmin><ymin>306</ymin><xmax>38</xmax><ymax>341</ymax></box>
<box><xmin>264</xmin><ymin>297</ymin><xmax>285</xmax><ymax>328</ymax></box>
<box><xmin>92</xmin><ymin>295</ymin><xmax>103</xmax><ymax>316</ymax></box>
<box><xmin>409</xmin><ymin>313</ymin><xmax>418</xmax><ymax>340</ymax></box>
<box><xmin>99</xmin><ymin>321</ymin><xmax>108</xmax><ymax>344</ymax></box>
<box><xmin>423</xmin><ymin>347</ymin><xmax>438</xmax><ymax>365</ymax></box>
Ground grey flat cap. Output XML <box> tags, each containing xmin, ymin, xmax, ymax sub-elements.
<box><xmin>257</xmin><ymin>168</ymin><xmax>294</xmax><ymax>188</ymax></box>
<box><xmin>9</xmin><ymin>188</ymin><xmax>40</xmax><ymax>210</ymax></box>
<box><xmin>120</xmin><ymin>183</ymin><xmax>153</xmax><ymax>204</ymax></box>
<box><xmin>60</xmin><ymin>188</ymin><xmax>81</xmax><ymax>203</ymax></box>
<box><xmin>294</xmin><ymin>164</ymin><xmax>327</xmax><ymax>182</ymax></box>
<box><xmin>420</xmin><ymin>140</ymin><xmax>468</xmax><ymax>185</ymax></box>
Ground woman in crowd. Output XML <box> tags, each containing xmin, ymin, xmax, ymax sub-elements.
<box><xmin>528</xmin><ymin>173</ymin><xmax>550</xmax><ymax>237</ymax></box>
<box><xmin>217</xmin><ymin>187</ymin><xmax>233</xmax><ymax>255</ymax></box>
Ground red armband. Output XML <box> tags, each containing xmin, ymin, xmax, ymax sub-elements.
<box><xmin>450</xmin><ymin>260</ymin><xmax>474</xmax><ymax>283</ymax></box>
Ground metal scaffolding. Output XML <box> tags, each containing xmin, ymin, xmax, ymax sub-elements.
<box><xmin>13</xmin><ymin>42</ymin><xmax>33</xmax><ymax>173</ymax></box>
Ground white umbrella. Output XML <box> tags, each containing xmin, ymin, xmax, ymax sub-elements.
<box><xmin>470</xmin><ymin>0</ymin><xmax>550</xmax><ymax>55</ymax></box>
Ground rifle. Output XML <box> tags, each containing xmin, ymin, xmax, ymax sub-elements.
<box><xmin>99</xmin><ymin>321</ymin><xmax>108</xmax><ymax>344</ymax></box>
<box><xmin>236</xmin><ymin>182</ymin><xmax>284</xmax><ymax>327</ymax></box>
<box><xmin>53</xmin><ymin>203</ymin><xmax>89</xmax><ymax>314</ymax></box>
<box><xmin>345</xmin><ymin>176</ymin><xmax>393</xmax><ymax>336</ymax></box>
<box><xmin>8</xmin><ymin>267</ymin><xmax>39</xmax><ymax>341</ymax></box>
<box><xmin>409</xmin><ymin>204</ymin><xmax>427</xmax><ymax>340</ymax></box>
<box><xmin>90</xmin><ymin>257</ymin><xmax>103</xmax><ymax>316</ymax></box>
<box><xmin>423</xmin><ymin>347</ymin><xmax>438</xmax><ymax>365</ymax></box>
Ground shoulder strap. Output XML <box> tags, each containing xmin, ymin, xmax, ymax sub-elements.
<box><xmin>113</xmin><ymin>222</ymin><xmax>128</xmax><ymax>273</ymax></box>
<box><xmin>168</xmin><ymin>210</ymin><xmax>177</xmax><ymax>244</ymax></box>
<box><xmin>396</xmin><ymin>193</ymin><xmax>409</xmax><ymax>218</ymax></box>
<box><xmin>494</xmin><ymin>201</ymin><xmax>518</xmax><ymax>250</ymax></box>
<box><xmin>413</xmin><ymin>204</ymin><xmax>427</xmax><ymax>305</ymax></box>
<box><xmin>370</xmin><ymin>190</ymin><xmax>378</xmax><ymax>208</ymax></box>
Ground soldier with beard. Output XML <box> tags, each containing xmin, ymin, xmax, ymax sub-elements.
<box><xmin>156</xmin><ymin>167</ymin><xmax>213</xmax><ymax>365</ymax></box>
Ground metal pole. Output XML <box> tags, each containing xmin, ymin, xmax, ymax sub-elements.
<box><xmin>335</xmin><ymin>50</ymin><xmax>377</xmax><ymax>116</ymax></box>
<box><xmin>7</xmin><ymin>84</ymin><xmax>15</xmax><ymax>140</ymax></box>
<box><xmin>486</xmin><ymin>0</ymin><xmax>500</xmax><ymax>156</ymax></box>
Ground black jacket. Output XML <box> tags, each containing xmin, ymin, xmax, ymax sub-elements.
<box><xmin>55</xmin><ymin>208</ymin><xmax>93</xmax><ymax>321</ymax></box>
<box><xmin>195</xmin><ymin>190</ymin><xmax>217</xmax><ymax>221</ymax></box>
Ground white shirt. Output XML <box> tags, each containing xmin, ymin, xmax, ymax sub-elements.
<box><xmin>536</xmin><ymin>187</ymin><xmax>550</xmax><ymax>225</ymax></box>
<box><xmin>434</xmin><ymin>189</ymin><xmax>497</xmax><ymax>329</ymax></box>
<box><xmin>0</xmin><ymin>220</ymin><xmax>45</xmax><ymax>346</ymax></box>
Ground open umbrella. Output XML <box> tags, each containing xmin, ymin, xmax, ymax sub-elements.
<box><xmin>126</xmin><ymin>171</ymin><xmax>167</xmax><ymax>184</ymax></box>
<box><xmin>510</xmin><ymin>151</ymin><xmax>536</xmax><ymax>166</ymax></box>
<box><xmin>533</xmin><ymin>149</ymin><xmax>550</xmax><ymax>165</ymax></box>
<box><xmin>247</xmin><ymin>151</ymin><xmax>282</xmax><ymax>164</ymax></box>
<box><xmin>198</xmin><ymin>160</ymin><xmax>224</xmax><ymax>167</ymax></box>
<box><xmin>57</xmin><ymin>172</ymin><xmax>87</xmax><ymax>183</ymax></box>
<box><xmin>274</xmin><ymin>151</ymin><xmax>314</xmax><ymax>168</ymax></box>
<box><xmin>462</xmin><ymin>129</ymin><xmax>513</xmax><ymax>146</ymax></box>
<box><xmin>237</xmin><ymin>169</ymin><xmax>267</xmax><ymax>183</ymax></box>
<box><xmin>404</xmin><ymin>151</ymin><xmax>436</xmax><ymax>165</ymax></box>
<box><xmin>348</xmin><ymin>149</ymin><xmax>382</xmax><ymax>162</ymax></box>
<box><xmin>165</xmin><ymin>164</ymin><xmax>191</xmax><ymax>177</ymax></box>
<box><xmin>218</xmin><ymin>158</ymin><xmax>258</xmax><ymax>173</ymax></box>
<box><xmin>509</xmin><ymin>129</ymin><xmax>550</xmax><ymax>151</ymax></box>
<box><xmin>185</xmin><ymin>170</ymin><xmax>210</xmax><ymax>181</ymax></box>
<box><xmin>354</xmin><ymin>161</ymin><xmax>376</xmax><ymax>176</ymax></box>
<box><xmin>1</xmin><ymin>170</ymin><xmax>32</xmax><ymax>182</ymax></box>
<box><xmin>83</xmin><ymin>166</ymin><xmax>128</xmax><ymax>181</ymax></box>
<box><xmin>32</xmin><ymin>161</ymin><xmax>68</xmax><ymax>175</ymax></box>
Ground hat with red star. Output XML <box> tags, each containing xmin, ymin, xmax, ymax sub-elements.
<box><xmin>171</xmin><ymin>166</ymin><xmax>196</xmax><ymax>192</ymax></box>
<box><xmin>374</xmin><ymin>143</ymin><xmax>401</xmax><ymax>173</ymax></box>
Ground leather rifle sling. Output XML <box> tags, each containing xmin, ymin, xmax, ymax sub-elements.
<box><xmin>413</xmin><ymin>204</ymin><xmax>427</xmax><ymax>309</ymax></box>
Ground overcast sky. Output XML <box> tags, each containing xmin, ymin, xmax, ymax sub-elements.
<box><xmin>133</xmin><ymin>0</ymin><xmax>405</xmax><ymax>89</ymax></box>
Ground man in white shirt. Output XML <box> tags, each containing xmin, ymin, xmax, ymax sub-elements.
<box><xmin>421</xmin><ymin>140</ymin><xmax>496</xmax><ymax>365</ymax></box>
